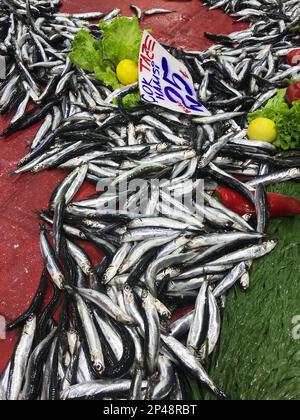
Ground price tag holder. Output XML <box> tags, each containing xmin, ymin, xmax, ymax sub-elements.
<box><xmin>139</xmin><ymin>32</ymin><xmax>210</xmax><ymax>116</ymax></box>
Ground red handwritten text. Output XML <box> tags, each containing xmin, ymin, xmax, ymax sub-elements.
<box><xmin>178</xmin><ymin>102</ymin><xmax>192</xmax><ymax>114</ymax></box>
<box><xmin>180</xmin><ymin>70</ymin><xmax>189</xmax><ymax>79</ymax></box>
<box><xmin>139</xmin><ymin>35</ymin><xmax>156</xmax><ymax>72</ymax></box>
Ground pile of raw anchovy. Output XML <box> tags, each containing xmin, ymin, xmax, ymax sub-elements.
<box><xmin>1</xmin><ymin>0</ymin><xmax>300</xmax><ymax>401</ymax></box>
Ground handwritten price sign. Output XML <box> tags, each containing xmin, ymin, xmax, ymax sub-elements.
<box><xmin>139</xmin><ymin>32</ymin><xmax>210</xmax><ymax>116</ymax></box>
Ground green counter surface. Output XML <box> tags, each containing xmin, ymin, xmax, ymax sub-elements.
<box><xmin>205</xmin><ymin>183</ymin><xmax>300</xmax><ymax>400</ymax></box>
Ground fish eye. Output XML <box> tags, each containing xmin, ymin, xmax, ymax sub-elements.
<box><xmin>94</xmin><ymin>362</ymin><xmax>103</xmax><ymax>372</ymax></box>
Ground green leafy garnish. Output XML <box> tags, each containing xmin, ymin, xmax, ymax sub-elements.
<box><xmin>100</xmin><ymin>17</ymin><xmax>143</xmax><ymax>66</ymax></box>
<box><xmin>69</xmin><ymin>17</ymin><xmax>143</xmax><ymax>107</ymax></box>
<box><xmin>69</xmin><ymin>30</ymin><xmax>103</xmax><ymax>73</ymax></box>
<box><xmin>94</xmin><ymin>66</ymin><xmax>122</xmax><ymax>91</ymax></box>
<box><xmin>122</xmin><ymin>92</ymin><xmax>142</xmax><ymax>108</ymax></box>
<box><xmin>248</xmin><ymin>89</ymin><xmax>300</xmax><ymax>150</ymax></box>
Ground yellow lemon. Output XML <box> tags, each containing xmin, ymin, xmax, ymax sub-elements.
<box><xmin>247</xmin><ymin>118</ymin><xmax>277</xmax><ymax>143</ymax></box>
<box><xmin>116</xmin><ymin>59</ymin><xmax>138</xmax><ymax>86</ymax></box>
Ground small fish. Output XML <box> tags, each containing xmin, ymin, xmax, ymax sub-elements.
<box><xmin>130</xmin><ymin>4</ymin><xmax>143</xmax><ymax>20</ymax></box>
<box><xmin>193</xmin><ymin>112</ymin><xmax>245</xmax><ymax>124</ymax></box>
<box><xmin>144</xmin><ymin>9</ymin><xmax>175</xmax><ymax>16</ymax></box>
<box><xmin>76</xmin><ymin>287</ymin><xmax>136</xmax><ymax>326</ymax></box>
<box><xmin>187</xmin><ymin>282</ymin><xmax>209</xmax><ymax>355</ymax></box>
<box><xmin>162</xmin><ymin>334</ymin><xmax>226</xmax><ymax>399</ymax></box>
<box><xmin>7</xmin><ymin>316</ymin><xmax>37</xmax><ymax>400</ymax></box>
<box><xmin>40</xmin><ymin>227</ymin><xmax>65</xmax><ymax>289</ymax></box>
<box><xmin>72</xmin><ymin>293</ymin><xmax>105</xmax><ymax>376</ymax></box>
<box><xmin>140</xmin><ymin>289</ymin><xmax>161</xmax><ymax>376</ymax></box>
<box><xmin>246</xmin><ymin>168</ymin><xmax>300</xmax><ymax>188</ymax></box>
<box><xmin>213</xmin><ymin>263</ymin><xmax>248</xmax><ymax>299</ymax></box>
<box><xmin>208</xmin><ymin>241</ymin><xmax>277</xmax><ymax>268</ymax></box>
<box><xmin>200</xmin><ymin>289</ymin><xmax>221</xmax><ymax>360</ymax></box>
<box><xmin>61</xmin><ymin>379</ymin><xmax>147</xmax><ymax>400</ymax></box>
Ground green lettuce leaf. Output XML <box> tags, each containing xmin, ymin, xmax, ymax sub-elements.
<box><xmin>248</xmin><ymin>89</ymin><xmax>300</xmax><ymax>150</ymax></box>
<box><xmin>69</xmin><ymin>30</ymin><xmax>103</xmax><ymax>72</ymax></box>
<box><xmin>69</xmin><ymin>17</ymin><xmax>143</xmax><ymax>107</ymax></box>
<box><xmin>264</xmin><ymin>88</ymin><xmax>288</xmax><ymax>109</ymax></box>
<box><xmin>122</xmin><ymin>92</ymin><xmax>142</xmax><ymax>108</ymax></box>
<box><xmin>100</xmin><ymin>17</ymin><xmax>143</xmax><ymax>66</ymax></box>
<box><xmin>94</xmin><ymin>66</ymin><xmax>122</xmax><ymax>91</ymax></box>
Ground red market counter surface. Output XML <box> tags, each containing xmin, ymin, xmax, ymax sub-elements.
<box><xmin>0</xmin><ymin>0</ymin><xmax>245</xmax><ymax>373</ymax></box>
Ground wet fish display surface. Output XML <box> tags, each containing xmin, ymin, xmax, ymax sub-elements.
<box><xmin>0</xmin><ymin>0</ymin><xmax>299</xmax><ymax>401</ymax></box>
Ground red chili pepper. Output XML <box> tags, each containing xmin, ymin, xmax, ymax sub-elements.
<box><xmin>215</xmin><ymin>187</ymin><xmax>300</xmax><ymax>218</ymax></box>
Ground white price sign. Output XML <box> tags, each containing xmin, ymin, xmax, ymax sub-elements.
<box><xmin>139</xmin><ymin>31</ymin><xmax>210</xmax><ymax>116</ymax></box>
